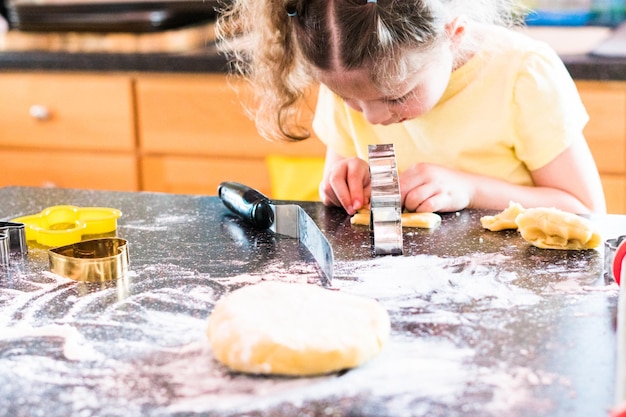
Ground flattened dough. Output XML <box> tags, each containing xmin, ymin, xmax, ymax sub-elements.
<box><xmin>351</xmin><ymin>209</ymin><xmax>441</xmax><ymax>229</ymax></box>
<box><xmin>206</xmin><ymin>281</ymin><xmax>390</xmax><ymax>376</ymax></box>
<box><xmin>515</xmin><ymin>207</ymin><xmax>602</xmax><ymax>250</ymax></box>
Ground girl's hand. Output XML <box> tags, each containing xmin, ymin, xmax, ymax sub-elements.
<box><xmin>400</xmin><ymin>163</ymin><xmax>473</xmax><ymax>213</ymax></box>
<box><xmin>319</xmin><ymin>156</ymin><xmax>371</xmax><ymax>215</ymax></box>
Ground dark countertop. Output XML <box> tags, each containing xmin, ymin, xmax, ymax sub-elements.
<box><xmin>0</xmin><ymin>43</ymin><xmax>230</xmax><ymax>74</ymax></box>
<box><xmin>0</xmin><ymin>40</ymin><xmax>625</xmax><ymax>80</ymax></box>
<box><xmin>0</xmin><ymin>185</ymin><xmax>625</xmax><ymax>417</ymax></box>
<box><xmin>562</xmin><ymin>54</ymin><xmax>626</xmax><ymax>81</ymax></box>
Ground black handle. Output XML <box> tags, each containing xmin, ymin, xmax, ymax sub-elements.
<box><xmin>218</xmin><ymin>181</ymin><xmax>275</xmax><ymax>229</ymax></box>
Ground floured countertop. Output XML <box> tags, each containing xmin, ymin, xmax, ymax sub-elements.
<box><xmin>0</xmin><ymin>186</ymin><xmax>623</xmax><ymax>417</ymax></box>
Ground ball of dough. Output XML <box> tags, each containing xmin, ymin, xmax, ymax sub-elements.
<box><xmin>206</xmin><ymin>281</ymin><xmax>390</xmax><ymax>376</ymax></box>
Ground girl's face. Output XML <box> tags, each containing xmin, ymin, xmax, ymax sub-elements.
<box><xmin>317</xmin><ymin>44</ymin><xmax>455</xmax><ymax>125</ymax></box>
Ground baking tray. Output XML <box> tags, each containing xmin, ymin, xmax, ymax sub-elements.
<box><xmin>6</xmin><ymin>0</ymin><xmax>219</xmax><ymax>32</ymax></box>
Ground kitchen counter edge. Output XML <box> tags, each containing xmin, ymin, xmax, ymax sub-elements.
<box><xmin>0</xmin><ymin>48</ymin><xmax>624</xmax><ymax>80</ymax></box>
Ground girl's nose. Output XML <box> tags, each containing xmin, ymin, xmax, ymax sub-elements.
<box><xmin>361</xmin><ymin>102</ymin><xmax>392</xmax><ymax>125</ymax></box>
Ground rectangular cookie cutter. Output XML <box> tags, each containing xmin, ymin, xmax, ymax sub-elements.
<box><xmin>368</xmin><ymin>144</ymin><xmax>403</xmax><ymax>256</ymax></box>
<box><xmin>0</xmin><ymin>221</ymin><xmax>28</xmax><ymax>268</ymax></box>
<box><xmin>48</xmin><ymin>237</ymin><xmax>129</xmax><ymax>282</ymax></box>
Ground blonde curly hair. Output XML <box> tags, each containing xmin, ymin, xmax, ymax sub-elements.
<box><xmin>215</xmin><ymin>0</ymin><xmax>526</xmax><ymax>142</ymax></box>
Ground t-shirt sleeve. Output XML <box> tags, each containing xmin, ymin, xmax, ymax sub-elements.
<box><xmin>312</xmin><ymin>84</ymin><xmax>359</xmax><ymax>158</ymax></box>
<box><xmin>512</xmin><ymin>43</ymin><xmax>589</xmax><ymax>171</ymax></box>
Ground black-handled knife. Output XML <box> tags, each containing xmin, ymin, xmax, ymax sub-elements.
<box><xmin>218</xmin><ymin>181</ymin><xmax>274</xmax><ymax>229</ymax></box>
<box><xmin>218</xmin><ymin>181</ymin><xmax>334</xmax><ymax>285</ymax></box>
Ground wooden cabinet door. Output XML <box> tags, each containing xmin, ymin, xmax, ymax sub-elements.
<box><xmin>0</xmin><ymin>73</ymin><xmax>135</xmax><ymax>151</ymax></box>
<box><xmin>577</xmin><ymin>81</ymin><xmax>626</xmax><ymax>213</ymax></box>
<box><xmin>141</xmin><ymin>155</ymin><xmax>271</xmax><ymax>196</ymax></box>
<box><xmin>136</xmin><ymin>74</ymin><xmax>326</xmax><ymax>198</ymax></box>
<box><xmin>601</xmin><ymin>174</ymin><xmax>626</xmax><ymax>214</ymax></box>
<box><xmin>135</xmin><ymin>74</ymin><xmax>326</xmax><ymax>158</ymax></box>
<box><xmin>0</xmin><ymin>150</ymin><xmax>139</xmax><ymax>191</ymax></box>
<box><xmin>577</xmin><ymin>81</ymin><xmax>626</xmax><ymax>175</ymax></box>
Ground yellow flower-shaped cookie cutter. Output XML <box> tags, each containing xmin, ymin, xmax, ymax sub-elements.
<box><xmin>11</xmin><ymin>205</ymin><xmax>122</xmax><ymax>247</ymax></box>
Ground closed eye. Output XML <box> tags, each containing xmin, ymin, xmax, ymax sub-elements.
<box><xmin>384</xmin><ymin>93</ymin><xmax>411</xmax><ymax>105</ymax></box>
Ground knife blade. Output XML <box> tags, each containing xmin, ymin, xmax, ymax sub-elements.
<box><xmin>218</xmin><ymin>181</ymin><xmax>334</xmax><ymax>285</ymax></box>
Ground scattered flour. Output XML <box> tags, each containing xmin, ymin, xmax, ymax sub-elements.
<box><xmin>0</xmin><ymin>251</ymin><xmax>617</xmax><ymax>417</ymax></box>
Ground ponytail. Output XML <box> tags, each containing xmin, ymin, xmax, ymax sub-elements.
<box><xmin>216</xmin><ymin>0</ymin><xmax>314</xmax><ymax>142</ymax></box>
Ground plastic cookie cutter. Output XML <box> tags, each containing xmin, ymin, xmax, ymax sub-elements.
<box><xmin>11</xmin><ymin>205</ymin><xmax>122</xmax><ymax>247</ymax></box>
<box><xmin>368</xmin><ymin>143</ymin><xmax>403</xmax><ymax>256</ymax></box>
<box><xmin>48</xmin><ymin>237</ymin><xmax>129</xmax><ymax>282</ymax></box>
<box><xmin>0</xmin><ymin>222</ymin><xmax>28</xmax><ymax>268</ymax></box>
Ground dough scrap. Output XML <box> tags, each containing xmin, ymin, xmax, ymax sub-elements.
<box><xmin>351</xmin><ymin>209</ymin><xmax>441</xmax><ymax>229</ymax></box>
<box><xmin>515</xmin><ymin>207</ymin><xmax>602</xmax><ymax>250</ymax></box>
<box><xmin>481</xmin><ymin>202</ymin><xmax>601</xmax><ymax>250</ymax></box>
<box><xmin>480</xmin><ymin>201</ymin><xmax>526</xmax><ymax>231</ymax></box>
<box><xmin>206</xmin><ymin>281</ymin><xmax>390</xmax><ymax>376</ymax></box>
<box><xmin>349</xmin><ymin>211</ymin><xmax>370</xmax><ymax>226</ymax></box>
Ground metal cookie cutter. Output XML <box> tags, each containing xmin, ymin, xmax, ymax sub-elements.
<box><xmin>368</xmin><ymin>143</ymin><xmax>403</xmax><ymax>255</ymax></box>
<box><xmin>0</xmin><ymin>222</ymin><xmax>28</xmax><ymax>268</ymax></box>
<box><xmin>48</xmin><ymin>237</ymin><xmax>129</xmax><ymax>282</ymax></box>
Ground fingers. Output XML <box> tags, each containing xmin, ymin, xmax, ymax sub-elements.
<box><xmin>399</xmin><ymin>166</ymin><xmax>427</xmax><ymax>210</ymax></box>
<box><xmin>345</xmin><ymin>162</ymin><xmax>371</xmax><ymax>212</ymax></box>
<box><xmin>403</xmin><ymin>183</ymin><xmax>440</xmax><ymax>212</ymax></box>
<box><xmin>399</xmin><ymin>163</ymin><xmax>471</xmax><ymax>213</ymax></box>
<box><xmin>402</xmin><ymin>167</ymin><xmax>462</xmax><ymax>212</ymax></box>
<box><xmin>319</xmin><ymin>158</ymin><xmax>370</xmax><ymax>215</ymax></box>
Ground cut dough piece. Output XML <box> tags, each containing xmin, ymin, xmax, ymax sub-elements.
<box><xmin>351</xmin><ymin>209</ymin><xmax>441</xmax><ymax>229</ymax></box>
<box><xmin>350</xmin><ymin>211</ymin><xmax>370</xmax><ymax>226</ymax></box>
<box><xmin>402</xmin><ymin>212</ymin><xmax>442</xmax><ymax>228</ymax></box>
<box><xmin>206</xmin><ymin>281</ymin><xmax>390</xmax><ymax>376</ymax></box>
<box><xmin>515</xmin><ymin>207</ymin><xmax>602</xmax><ymax>250</ymax></box>
<box><xmin>480</xmin><ymin>201</ymin><xmax>525</xmax><ymax>231</ymax></box>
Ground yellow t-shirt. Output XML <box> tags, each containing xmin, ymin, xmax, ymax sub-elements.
<box><xmin>312</xmin><ymin>25</ymin><xmax>588</xmax><ymax>186</ymax></box>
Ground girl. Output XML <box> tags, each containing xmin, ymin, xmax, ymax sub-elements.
<box><xmin>215</xmin><ymin>0</ymin><xmax>606</xmax><ymax>215</ymax></box>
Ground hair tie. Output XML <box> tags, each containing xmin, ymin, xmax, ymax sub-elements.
<box><xmin>367</xmin><ymin>0</ymin><xmax>377</xmax><ymax>3</ymax></box>
<box><xmin>287</xmin><ymin>10</ymin><xmax>297</xmax><ymax>17</ymax></box>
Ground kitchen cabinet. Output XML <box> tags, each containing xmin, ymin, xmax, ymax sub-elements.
<box><xmin>1</xmin><ymin>72</ymin><xmax>625</xmax><ymax>213</ymax></box>
<box><xmin>0</xmin><ymin>149</ymin><xmax>138</xmax><ymax>191</ymax></box>
<box><xmin>0</xmin><ymin>72</ymin><xmax>324</xmax><ymax>196</ymax></box>
<box><xmin>140</xmin><ymin>155</ymin><xmax>271</xmax><ymax>196</ymax></box>
<box><xmin>577</xmin><ymin>80</ymin><xmax>626</xmax><ymax>213</ymax></box>
<box><xmin>0</xmin><ymin>73</ymin><xmax>138</xmax><ymax>191</ymax></box>
<box><xmin>135</xmin><ymin>74</ymin><xmax>326</xmax><ymax>197</ymax></box>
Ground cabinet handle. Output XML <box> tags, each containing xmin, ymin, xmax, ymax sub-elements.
<box><xmin>29</xmin><ymin>104</ymin><xmax>51</xmax><ymax>121</ymax></box>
